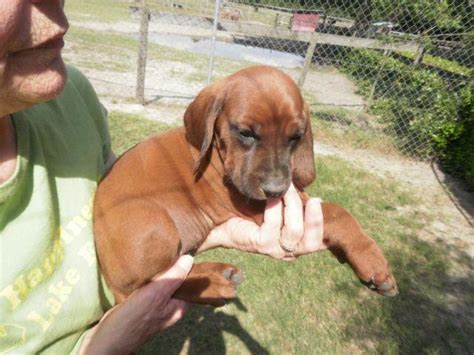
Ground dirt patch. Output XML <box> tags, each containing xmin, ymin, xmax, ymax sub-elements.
<box><xmin>68</xmin><ymin>19</ymin><xmax>366</xmax><ymax>115</ymax></box>
<box><xmin>287</xmin><ymin>66</ymin><xmax>365</xmax><ymax>110</ymax></box>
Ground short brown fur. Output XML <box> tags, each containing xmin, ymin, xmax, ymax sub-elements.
<box><xmin>94</xmin><ymin>66</ymin><xmax>397</xmax><ymax>306</ymax></box>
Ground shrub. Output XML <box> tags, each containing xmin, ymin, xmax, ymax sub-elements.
<box><xmin>340</xmin><ymin>48</ymin><xmax>473</xmax><ymax>187</ymax></box>
<box><xmin>340</xmin><ymin>48</ymin><xmax>466</xmax><ymax>157</ymax></box>
<box><xmin>441</xmin><ymin>86</ymin><xmax>474</xmax><ymax>188</ymax></box>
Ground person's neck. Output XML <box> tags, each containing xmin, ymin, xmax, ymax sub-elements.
<box><xmin>0</xmin><ymin>115</ymin><xmax>18</xmax><ymax>184</ymax></box>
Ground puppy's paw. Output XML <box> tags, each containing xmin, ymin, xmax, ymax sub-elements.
<box><xmin>222</xmin><ymin>267</ymin><xmax>246</xmax><ymax>285</ymax></box>
<box><xmin>360</xmin><ymin>274</ymin><xmax>398</xmax><ymax>297</ymax></box>
<box><xmin>173</xmin><ymin>262</ymin><xmax>245</xmax><ymax>306</ymax></box>
<box><xmin>347</xmin><ymin>242</ymin><xmax>399</xmax><ymax>297</ymax></box>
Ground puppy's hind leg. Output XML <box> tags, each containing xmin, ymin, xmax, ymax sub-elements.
<box><xmin>174</xmin><ymin>262</ymin><xmax>245</xmax><ymax>307</ymax></box>
<box><xmin>95</xmin><ymin>200</ymin><xmax>244</xmax><ymax>306</ymax></box>
<box><xmin>95</xmin><ymin>201</ymin><xmax>183</xmax><ymax>302</ymax></box>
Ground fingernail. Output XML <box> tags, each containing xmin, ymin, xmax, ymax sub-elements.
<box><xmin>177</xmin><ymin>255</ymin><xmax>194</xmax><ymax>273</ymax></box>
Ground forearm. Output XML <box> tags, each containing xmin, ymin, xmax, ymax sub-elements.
<box><xmin>78</xmin><ymin>322</ymin><xmax>133</xmax><ymax>355</ymax></box>
<box><xmin>79</xmin><ymin>256</ymin><xmax>193</xmax><ymax>354</ymax></box>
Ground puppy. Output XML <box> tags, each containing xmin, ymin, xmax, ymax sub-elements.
<box><xmin>94</xmin><ymin>66</ymin><xmax>398</xmax><ymax>305</ymax></box>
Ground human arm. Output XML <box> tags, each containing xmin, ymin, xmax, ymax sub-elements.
<box><xmin>78</xmin><ymin>255</ymin><xmax>194</xmax><ymax>355</ymax></box>
<box><xmin>197</xmin><ymin>184</ymin><xmax>327</xmax><ymax>260</ymax></box>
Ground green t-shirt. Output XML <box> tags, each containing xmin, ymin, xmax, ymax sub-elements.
<box><xmin>0</xmin><ymin>66</ymin><xmax>114</xmax><ymax>354</ymax></box>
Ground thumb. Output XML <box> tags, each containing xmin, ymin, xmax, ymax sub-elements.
<box><xmin>150</xmin><ymin>255</ymin><xmax>194</xmax><ymax>298</ymax></box>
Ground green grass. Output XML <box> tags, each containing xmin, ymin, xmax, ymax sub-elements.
<box><xmin>65</xmin><ymin>0</ymin><xmax>290</xmax><ymax>27</ymax></box>
<box><xmin>106</xmin><ymin>111</ymin><xmax>474</xmax><ymax>354</ymax></box>
<box><xmin>65</xmin><ymin>0</ymin><xmax>131</xmax><ymax>22</ymax></box>
<box><xmin>108</xmin><ymin>111</ymin><xmax>175</xmax><ymax>155</ymax></box>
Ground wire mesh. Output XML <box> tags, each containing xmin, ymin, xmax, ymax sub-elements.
<box><xmin>64</xmin><ymin>0</ymin><xmax>473</xmax><ymax>160</ymax></box>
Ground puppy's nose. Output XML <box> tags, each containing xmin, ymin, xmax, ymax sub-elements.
<box><xmin>262</xmin><ymin>181</ymin><xmax>288</xmax><ymax>198</ymax></box>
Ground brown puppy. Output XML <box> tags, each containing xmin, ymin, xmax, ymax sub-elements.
<box><xmin>94</xmin><ymin>66</ymin><xmax>398</xmax><ymax>306</ymax></box>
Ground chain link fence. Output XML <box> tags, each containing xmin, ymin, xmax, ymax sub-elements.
<box><xmin>64</xmin><ymin>0</ymin><xmax>473</xmax><ymax>161</ymax></box>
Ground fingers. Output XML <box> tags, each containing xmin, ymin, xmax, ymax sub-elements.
<box><xmin>254</xmin><ymin>199</ymin><xmax>283</xmax><ymax>254</ymax></box>
<box><xmin>297</xmin><ymin>198</ymin><xmax>326</xmax><ymax>254</ymax></box>
<box><xmin>260</xmin><ymin>197</ymin><xmax>283</xmax><ymax>236</ymax></box>
<box><xmin>280</xmin><ymin>184</ymin><xmax>304</xmax><ymax>251</ymax></box>
<box><xmin>150</xmin><ymin>255</ymin><xmax>194</xmax><ymax>299</ymax></box>
<box><xmin>203</xmin><ymin>187</ymin><xmax>325</xmax><ymax>261</ymax></box>
<box><xmin>260</xmin><ymin>188</ymin><xmax>325</xmax><ymax>259</ymax></box>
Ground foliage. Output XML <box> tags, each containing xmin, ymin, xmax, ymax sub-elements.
<box><xmin>370</xmin><ymin>0</ymin><xmax>460</xmax><ymax>33</ymax></box>
<box><xmin>441</xmin><ymin>86</ymin><xmax>474</xmax><ymax>187</ymax></box>
<box><xmin>340</xmin><ymin>48</ymin><xmax>473</xmax><ymax>186</ymax></box>
<box><xmin>236</xmin><ymin>0</ymin><xmax>471</xmax><ymax>33</ymax></box>
<box><xmin>341</xmin><ymin>49</ymin><xmax>467</xmax><ymax>157</ymax></box>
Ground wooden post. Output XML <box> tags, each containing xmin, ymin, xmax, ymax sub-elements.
<box><xmin>274</xmin><ymin>13</ymin><xmax>280</xmax><ymax>29</ymax></box>
<box><xmin>413</xmin><ymin>42</ymin><xmax>425</xmax><ymax>65</ymax></box>
<box><xmin>298</xmin><ymin>31</ymin><xmax>319</xmax><ymax>88</ymax></box>
<box><xmin>136</xmin><ymin>1</ymin><xmax>149</xmax><ymax>105</ymax></box>
<box><xmin>366</xmin><ymin>49</ymin><xmax>390</xmax><ymax>111</ymax></box>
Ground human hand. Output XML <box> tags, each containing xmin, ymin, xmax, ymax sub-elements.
<box><xmin>79</xmin><ymin>255</ymin><xmax>194</xmax><ymax>355</ymax></box>
<box><xmin>199</xmin><ymin>184</ymin><xmax>326</xmax><ymax>261</ymax></box>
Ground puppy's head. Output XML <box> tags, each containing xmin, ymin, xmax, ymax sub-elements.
<box><xmin>184</xmin><ymin>65</ymin><xmax>315</xmax><ymax>200</ymax></box>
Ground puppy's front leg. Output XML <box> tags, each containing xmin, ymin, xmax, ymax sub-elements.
<box><xmin>320</xmin><ymin>202</ymin><xmax>398</xmax><ymax>296</ymax></box>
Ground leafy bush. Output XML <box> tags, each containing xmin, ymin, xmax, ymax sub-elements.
<box><xmin>441</xmin><ymin>86</ymin><xmax>474</xmax><ymax>188</ymax></box>
<box><xmin>340</xmin><ymin>48</ymin><xmax>473</xmax><ymax>186</ymax></box>
<box><xmin>341</xmin><ymin>49</ymin><xmax>465</xmax><ymax>155</ymax></box>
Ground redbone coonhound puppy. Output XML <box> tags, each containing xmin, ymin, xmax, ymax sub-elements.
<box><xmin>94</xmin><ymin>66</ymin><xmax>398</xmax><ymax>306</ymax></box>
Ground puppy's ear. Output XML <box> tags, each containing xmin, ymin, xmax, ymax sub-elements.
<box><xmin>184</xmin><ymin>82</ymin><xmax>227</xmax><ymax>173</ymax></box>
<box><xmin>292</xmin><ymin>102</ymin><xmax>316</xmax><ymax>189</ymax></box>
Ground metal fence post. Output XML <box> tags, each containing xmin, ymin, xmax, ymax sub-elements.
<box><xmin>136</xmin><ymin>0</ymin><xmax>149</xmax><ymax>105</ymax></box>
<box><xmin>207</xmin><ymin>0</ymin><xmax>221</xmax><ymax>84</ymax></box>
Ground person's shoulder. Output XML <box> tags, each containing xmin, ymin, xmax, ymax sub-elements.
<box><xmin>66</xmin><ymin>64</ymin><xmax>88</xmax><ymax>84</ymax></box>
<box><xmin>65</xmin><ymin>65</ymin><xmax>94</xmax><ymax>96</ymax></box>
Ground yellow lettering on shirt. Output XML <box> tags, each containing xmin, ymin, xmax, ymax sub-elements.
<box><xmin>27</xmin><ymin>311</ymin><xmax>54</xmax><ymax>331</ymax></box>
<box><xmin>26</xmin><ymin>267</ymin><xmax>82</xmax><ymax>332</ymax></box>
<box><xmin>77</xmin><ymin>242</ymin><xmax>96</xmax><ymax>267</ymax></box>
<box><xmin>0</xmin><ymin>239</ymin><xmax>63</xmax><ymax>310</ymax></box>
<box><xmin>1</xmin><ymin>198</ymin><xmax>93</xmax><ymax>311</ymax></box>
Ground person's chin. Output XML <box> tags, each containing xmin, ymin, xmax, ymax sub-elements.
<box><xmin>17</xmin><ymin>56</ymin><xmax>68</xmax><ymax>104</ymax></box>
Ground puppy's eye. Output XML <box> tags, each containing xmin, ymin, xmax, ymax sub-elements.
<box><xmin>289</xmin><ymin>133</ymin><xmax>303</xmax><ymax>144</ymax></box>
<box><xmin>239</xmin><ymin>129</ymin><xmax>259</xmax><ymax>143</ymax></box>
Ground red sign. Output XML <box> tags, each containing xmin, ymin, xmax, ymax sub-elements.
<box><xmin>292</xmin><ymin>13</ymin><xmax>320</xmax><ymax>32</ymax></box>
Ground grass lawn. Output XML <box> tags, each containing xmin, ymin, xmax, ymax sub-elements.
<box><xmin>106</xmin><ymin>111</ymin><xmax>474</xmax><ymax>354</ymax></box>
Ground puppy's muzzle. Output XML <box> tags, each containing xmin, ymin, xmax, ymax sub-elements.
<box><xmin>261</xmin><ymin>179</ymin><xmax>290</xmax><ymax>198</ymax></box>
